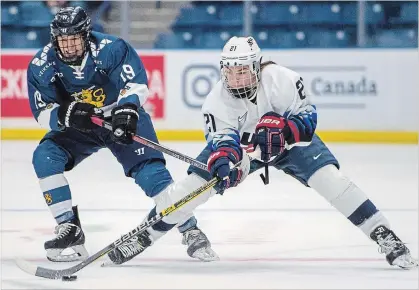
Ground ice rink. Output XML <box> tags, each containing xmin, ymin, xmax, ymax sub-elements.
<box><xmin>1</xmin><ymin>141</ymin><xmax>418</xmax><ymax>289</ymax></box>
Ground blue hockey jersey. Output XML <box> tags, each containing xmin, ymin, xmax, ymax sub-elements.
<box><xmin>27</xmin><ymin>31</ymin><xmax>149</xmax><ymax>131</ymax></box>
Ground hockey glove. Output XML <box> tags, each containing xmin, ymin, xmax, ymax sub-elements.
<box><xmin>111</xmin><ymin>103</ymin><xmax>139</xmax><ymax>145</ymax></box>
<box><xmin>253</xmin><ymin>112</ymin><xmax>289</xmax><ymax>162</ymax></box>
<box><xmin>58</xmin><ymin>101</ymin><xmax>103</xmax><ymax>133</ymax></box>
<box><xmin>207</xmin><ymin>147</ymin><xmax>243</xmax><ymax>192</ymax></box>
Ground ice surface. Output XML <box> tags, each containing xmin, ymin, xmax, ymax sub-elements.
<box><xmin>1</xmin><ymin>141</ymin><xmax>418</xmax><ymax>289</ymax></box>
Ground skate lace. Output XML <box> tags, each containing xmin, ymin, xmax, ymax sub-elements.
<box><xmin>118</xmin><ymin>237</ymin><xmax>146</xmax><ymax>258</ymax></box>
<box><xmin>377</xmin><ymin>232</ymin><xmax>404</xmax><ymax>255</ymax></box>
<box><xmin>54</xmin><ymin>223</ymin><xmax>73</xmax><ymax>240</ymax></box>
<box><xmin>185</xmin><ymin>230</ymin><xmax>204</xmax><ymax>246</ymax></box>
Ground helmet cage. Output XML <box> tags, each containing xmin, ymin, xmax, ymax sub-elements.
<box><xmin>220</xmin><ymin>59</ymin><xmax>261</xmax><ymax>100</ymax></box>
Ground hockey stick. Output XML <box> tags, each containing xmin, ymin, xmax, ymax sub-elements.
<box><xmin>91</xmin><ymin>117</ymin><xmax>261</xmax><ymax>174</ymax></box>
<box><xmin>90</xmin><ymin>116</ymin><xmax>208</xmax><ymax>171</ymax></box>
<box><xmin>16</xmin><ymin>173</ymin><xmax>225</xmax><ymax>279</ymax></box>
<box><xmin>259</xmin><ymin>163</ymin><xmax>270</xmax><ymax>185</ymax></box>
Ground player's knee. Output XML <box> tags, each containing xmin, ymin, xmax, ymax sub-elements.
<box><xmin>308</xmin><ymin>164</ymin><xmax>370</xmax><ymax>217</ymax></box>
<box><xmin>32</xmin><ymin>140</ymin><xmax>68</xmax><ymax>178</ymax></box>
<box><xmin>154</xmin><ymin>173</ymin><xmax>215</xmax><ymax>225</ymax></box>
<box><xmin>308</xmin><ymin>164</ymin><xmax>349</xmax><ymax>201</ymax></box>
<box><xmin>132</xmin><ymin>160</ymin><xmax>173</xmax><ymax>197</ymax></box>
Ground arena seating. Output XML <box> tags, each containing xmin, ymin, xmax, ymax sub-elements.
<box><xmin>1</xmin><ymin>1</ymin><xmax>106</xmax><ymax>49</ymax></box>
<box><xmin>155</xmin><ymin>1</ymin><xmax>418</xmax><ymax>49</ymax></box>
<box><xmin>1</xmin><ymin>1</ymin><xmax>416</xmax><ymax>49</ymax></box>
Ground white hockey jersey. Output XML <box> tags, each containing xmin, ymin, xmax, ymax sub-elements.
<box><xmin>202</xmin><ymin>63</ymin><xmax>317</xmax><ymax>156</ymax></box>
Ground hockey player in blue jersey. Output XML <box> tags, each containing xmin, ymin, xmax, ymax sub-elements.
<box><xmin>27</xmin><ymin>6</ymin><xmax>218</xmax><ymax>264</ymax></box>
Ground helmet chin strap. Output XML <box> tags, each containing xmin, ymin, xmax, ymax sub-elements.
<box><xmin>231</xmin><ymin>86</ymin><xmax>257</xmax><ymax>103</ymax></box>
<box><xmin>247</xmin><ymin>89</ymin><xmax>257</xmax><ymax>103</ymax></box>
<box><xmin>59</xmin><ymin>52</ymin><xmax>83</xmax><ymax>65</ymax></box>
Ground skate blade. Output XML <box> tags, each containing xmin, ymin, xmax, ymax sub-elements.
<box><xmin>192</xmin><ymin>247</ymin><xmax>220</xmax><ymax>262</ymax></box>
<box><xmin>393</xmin><ymin>254</ymin><xmax>419</xmax><ymax>269</ymax></box>
<box><xmin>100</xmin><ymin>256</ymin><xmax>119</xmax><ymax>267</ymax></box>
<box><xmin>46</xmin><ymin>245</ymin><xmax>88</xmax><ymax>262</ymax></box>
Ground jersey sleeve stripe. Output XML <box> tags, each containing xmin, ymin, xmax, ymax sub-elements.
<box><xmin>37</xmin><ymin>104</ymin><xmax>60</xmax><ymax>130</ymax></box>
<box><xmin>117</xmin><ymin>82</ymin><xmax>148</xmax><ymax>107</ymax></box>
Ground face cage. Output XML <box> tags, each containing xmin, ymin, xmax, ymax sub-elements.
<box><xmin>221</xmin><ymin>61</ymin><xmax>261</xmax><ymax>100</ymax></box>
<box><xmin>53</xmin><ymin>32</ymin><xmax>90</xmax><ymax>66</ymax></box>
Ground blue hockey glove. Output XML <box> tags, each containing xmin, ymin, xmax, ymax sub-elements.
<box><xmin>207</xmin><ymin>147</ymin><xmax>243</xmax><ymax>192</ymax></box>
<box><xmin>253</xmin><ymin>112</ymin><xmax>288</xmax><ymax>162</ymax></box>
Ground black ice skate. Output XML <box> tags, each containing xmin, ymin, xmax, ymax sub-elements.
<box><xmin>103</xmin><ymin>231</ymin><xmax>153</xmax><ymax>266</ymax></box>
<box><xmin>44</xmin><ymin>206</ymin><xmax>88</xmax><ymax>262</ymax></box>
<box><xmin>182</xmin><ymin>226</ymin><xmax>219</xmax><ymax>262</ymax></box>
<box><xmin>370</xmin><ymin>225</ymin><xmax>418</xmax><ymax>269</ymax></box>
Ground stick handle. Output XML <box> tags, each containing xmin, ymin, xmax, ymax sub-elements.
<box><xmin>91</xmin><ymin>116</ymin><xmax>208</xmax><ymax>171</ymax></box>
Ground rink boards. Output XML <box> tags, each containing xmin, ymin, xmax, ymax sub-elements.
<box><xmin>1</xmin><ymin>49</ymin><xmax>418</xmax><ymax>143</ymax></box>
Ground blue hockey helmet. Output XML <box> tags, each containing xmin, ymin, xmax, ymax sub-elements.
<box><xmin>51</xmin><ymin>6</ymin><xmax>92</xmax><ymax>65</ymax></box>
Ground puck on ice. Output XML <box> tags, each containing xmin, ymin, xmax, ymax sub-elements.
<box><xmin>62</xmin><ymin>275</ymin><xmax>77</xmax><ymax>281</ymax></box>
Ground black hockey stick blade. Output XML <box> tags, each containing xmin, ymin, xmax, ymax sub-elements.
<box><xmin>259</xmin><ymin>163</ymin><xmax>270</xmax><ymax>185</ymax></box>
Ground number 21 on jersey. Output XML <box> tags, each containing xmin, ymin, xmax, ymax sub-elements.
<box><xmin>204</xmin><ymin>113</ymin><xmax>216</xmax><ymax>133</ymax></box>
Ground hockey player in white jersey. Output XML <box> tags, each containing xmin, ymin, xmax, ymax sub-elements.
<box><xmin>106</xmin><ymin>36</ymin><xmax>418</xmax><ymax>269</ymax></box>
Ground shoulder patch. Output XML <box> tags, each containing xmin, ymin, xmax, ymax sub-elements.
<box><xmin>31</xmin><ymin>44</ymin><xmax>53</xmax><ymax>66</ymax></box>
<box><xmin>90</xmin><ymin>38</ymin><xmax>113</xmax><ymax>58</ymax></box>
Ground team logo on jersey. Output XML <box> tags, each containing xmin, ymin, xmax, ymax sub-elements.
<box><xmin>135</xmin><ymin>147</ymin><xmax>145</xmax><ymax>155</ymax></box>
<box><xmin>71</xmin><ymin>86</ymin><xmax>106</xmax><ymax>107</ymax></box>
<box><xmin>44</xmin><ymin>193</ymin><xmax>53</xmax><ymax>205</ymax></box>
<box><xmin>238</xmin><ymin>111</ymin><xmax>248</xmax><ymax>125</ymax></box>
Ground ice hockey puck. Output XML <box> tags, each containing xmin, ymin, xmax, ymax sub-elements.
<box><xmin>62</xmin><ymin>275</ymin><xmax>77</xmax><ymax>281</ymax></box>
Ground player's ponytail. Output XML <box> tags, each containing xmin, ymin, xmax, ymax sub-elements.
<box><xmin>260</xmin><ymin>61</ymin><xmax>277</xmax><ymax>71</ymax></box>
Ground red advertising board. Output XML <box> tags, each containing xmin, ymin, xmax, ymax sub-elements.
<box><xmin>1</xmin><ymin>52</ymin><xmax>165</xmax><ymax>119</ymax></box>
<box><xmin>141</xmin><ymin>55</ymin><xmax>165</xmax><ymax>119</ymax></box>
<box><xmin>1</xmin><ymin>54</ymin><xmax>33</xmax><ymax>117</ymax></box>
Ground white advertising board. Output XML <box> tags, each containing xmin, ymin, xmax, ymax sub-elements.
<box><xmin>164</xmin><ymin>49</ymin><xmax>419</xmax><ymax>131</ymax></box>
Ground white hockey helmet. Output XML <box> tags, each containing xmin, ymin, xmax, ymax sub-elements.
<box><xmin>220</xmin><ymin>36</ymin><xmax>262</xmax><ymax>101</ymax></box>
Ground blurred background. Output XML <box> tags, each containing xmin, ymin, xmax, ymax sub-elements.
<box><xmin>1</xmin><ymin>0</ymin><xmax>418</xmax><ymax>49</ymax></box>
